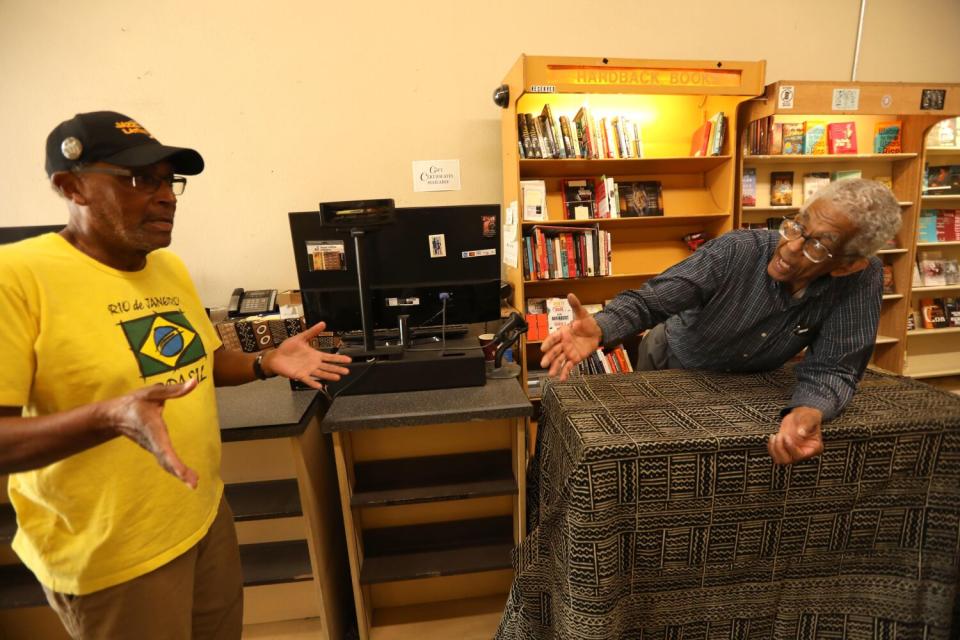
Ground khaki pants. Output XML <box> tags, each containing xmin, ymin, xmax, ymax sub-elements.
<box><xmin>44</xmin><ymin>496</ymin><xmax>243</xmax><ymax>640</ymax></box>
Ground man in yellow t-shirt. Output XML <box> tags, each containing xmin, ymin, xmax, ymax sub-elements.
<box><xmin>0</xmin><ymin>111</ymin><xmax>353</xmax><ymax>640</ymax></box>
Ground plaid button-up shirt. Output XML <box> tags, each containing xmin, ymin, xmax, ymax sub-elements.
<box><xmin>595</xmin><ymin>230</ymin><xmax>882</xmax><ymax>419</ymax></box>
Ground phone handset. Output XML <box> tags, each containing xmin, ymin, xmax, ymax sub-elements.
<box><xmin>227</xmin><ymin>287</ymin><xmax>244</xmax><ymax>317</ymax></box>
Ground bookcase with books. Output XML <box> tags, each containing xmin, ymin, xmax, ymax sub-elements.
<box><xmin>497</xmin><ymin>55</ymin><xmax>766</xmax><ymax>402</ymax></box>
<box><xmin>738</xmin><ymin>81</ymin><xmax>960</xmax><ymax>378</ymax></box>
<box><xmin>910</xmin><ymin>115</ymin><xmax>960</xmax><ymax>386</ymax></box>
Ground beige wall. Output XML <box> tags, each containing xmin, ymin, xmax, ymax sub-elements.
<box><xmin>2</xmin><ymin>0</ymin><xmax>958</xmax><ymax>306</ymax></box>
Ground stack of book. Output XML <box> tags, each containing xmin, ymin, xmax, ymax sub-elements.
<box><xmin>561</xmin><ymin>178</ymin><xmax>664</xmax><ymax>220</ymax></box>
<box><xmin>522</xmin><ymin>225</ymin><xmax>612</xmax><ymax>281</ymax></box>
<box><xmin>918</xmin><ymin>209</ymin><xmax>960</xmax><ymax>242</ymax></box>
<box><xmin>517</xmin><ymin>104</ymin><xmax>644</xmax><ymax>160</ymax></box>
<box><xmin>689</xmin><ymin>112</ymin><xmax>727</xmax><ymax>157</ymax></box>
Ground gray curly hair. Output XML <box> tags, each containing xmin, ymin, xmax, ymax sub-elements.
<box><xmin>800</xmin><ymin>178</ymin><xmax>902</xmax><ymax>257</ymax></box>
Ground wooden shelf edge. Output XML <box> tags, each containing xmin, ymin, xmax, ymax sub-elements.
<box><xmin>371</xmin><ymin>593</ymin><xmax>508</xmax><ymax>630</ymax></box>
<box><xmin>907</xmin><ymin>327</ymin><xmax>960</xmax><ymax>336</ymax></box>
<box><xmin>521</xmin><ymin>213</ymin><xmax>729</xmax><ymax>227</ymax></box>
<box><xmin>359</xmin><ymin>543</ymin><xmax>513</xmax><ymax>585</ymax></box>
<box><xmin>239</xmin><ymin>540</ymin><xmax>313</xmax><ymax>587</ymax></box>
<box><xmin>224</xmin><ymin>479</ymin><xmax>302</xmax><ymax>522</ymax></box>
<box><xmin>745</xmin><ymin>152</ymin><xmax>917</xmax><ymax>162</ymax></box>
<box><xmin>917</xmin><ymin>241</ymin><xmax>960</xmax><ymax>247</ymax></box>
<box><xmin>906</xmin><ymin>368</ymin><xmax>960</xmax><ymax>380</ymax></box>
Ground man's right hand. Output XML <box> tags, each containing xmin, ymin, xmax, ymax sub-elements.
<box><xmin>539</xmin><ymin>293</ymin><xmax>602</xmax><ymax>381</ymax></box>
<box><xmin>100</xmin><ymin>379</ymin><xmax>200</xmax><ymax>489</ymax></box>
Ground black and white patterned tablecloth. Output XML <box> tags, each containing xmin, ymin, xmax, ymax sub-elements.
<box><xmin>496</xmin><ymin>366</ymin><xmax>960</xmax><ymax>639</ymax></box>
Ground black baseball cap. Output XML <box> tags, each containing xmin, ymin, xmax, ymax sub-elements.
<box><xmin>45</xmin><ymin>111</ymin><xmax>204</xmax><ymax>177</ymax></box>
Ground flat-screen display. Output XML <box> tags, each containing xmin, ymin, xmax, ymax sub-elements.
<box><xmin>289</xmin><ymin>204</ymin><xmax>501</xmax><ymax>333</ymax></box>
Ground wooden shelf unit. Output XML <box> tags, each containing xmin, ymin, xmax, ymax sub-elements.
<box><xmin>738</xmin><ymin>81</ymin><xmax>960</xmax><ymax>376</ymax></box>
<box><xmin>498</xmin><ymin>55</ymin><xmax>766</xmax><ymax>397</ymax></box>
<box><xmin>911</xmin><ymin>137</ymin><xmax>960</xmax><ymax>380</ymax></box>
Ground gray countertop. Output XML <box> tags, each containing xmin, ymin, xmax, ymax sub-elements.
<box><xmin>216</xmin><ymin>377</ymin><xmax>325</xmax><ymax>442</ymax></box>
<box><xmin>320</xmin><ymin>377</ymin><xmax>533</xmax><ymax>433</ymax></box>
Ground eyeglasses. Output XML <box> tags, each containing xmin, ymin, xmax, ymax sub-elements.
<box><xmin>778</xmin><ymin>217</ymin><xmax>840</xmax><ymax>263</ymax></box>
<box><xmin>72</xmin><ymin>166</ymin><xmax>187</xmax><ymax>196</ymax></box>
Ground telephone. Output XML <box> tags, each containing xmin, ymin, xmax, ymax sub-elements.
<box><xmin>227</xmin><ymin>288</ymin><xmax>277</xmax><ymax>317</ymax></box>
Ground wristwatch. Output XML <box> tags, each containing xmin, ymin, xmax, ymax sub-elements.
<box><xmin>253</xmin><ymin>351</ymin><xmax>274</xmax><ymax>380</ymax></box>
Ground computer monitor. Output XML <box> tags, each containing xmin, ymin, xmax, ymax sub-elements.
<box><xmin>0</xmin><ymin>224</ymin><xmax>64</xmax><ymax>245</ymax></box>
<box><xmin>289</xmin><ymin>204</ymin><xmax>502</xmax><ymax>336</ymax></box>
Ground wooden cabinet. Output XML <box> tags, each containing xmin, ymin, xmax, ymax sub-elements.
<box><xmin>0</xmin><ymin>379</ymin><xmax>352</xmax><ymax>640</ymax></box>
<box><xmin>320</xmin><ymin>377</ymin><xmax>532</xmax><ymax>639</ymax></box>
<box><xmin>738</xmin><ymin>81</ymin><xmax>960</xmax><ymax>376</ymax></box>
<box><xmin>496</xmin><ymin>55</ymin><xmax>765</xmax><ymax>399</ymax></box>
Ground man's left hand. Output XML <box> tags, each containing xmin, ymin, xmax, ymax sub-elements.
<box><xmin>768</xmin><ymin>406</ymin><xmax>823</xmax><ymax>465</ymax></box>
<box><xmin>263</xmin><ymin>322</ymin><xmax>352</xmax><ymax>389</ymax></box>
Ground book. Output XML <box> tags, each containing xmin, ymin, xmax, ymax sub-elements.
<box><xmin>690</xmin><ymin>120</ymin><xmax>712</xmax><ymax>157</ymax></box>
<box><xmin>768</xmin><ymin>122</ymin><xmax>783</xmax><ymax>155</ymax></box>
<box><xmin>935</xmin><ymin>118</ymin><xmax>957</xmax><ymax>147</ymax></box>
<box><xmin>832</xmin><ymin>169</ymin><xmax>862</xmax><ymax>181</ymax></box>
<box><xmin>770</xmin><ymin>171</ymin><xmax>795</xmax><ymax>206</ymax></box>
<box><xmin>558</xmin><ymin>115</ymin><xmax>576</xmax><ymax>158</ymax></box>
<box><xmin>944</xmin><ymin>297</ymin><xmax>960</xmax><ymax>328</ymax></box>
<box><xmin>803</xmin><ymin>121</ymin><xmax>828</xmax><ymax>155</ymax></box>
<box><xmin>520</xmin><ymin>180</ymin><xmax>548</xmax><ymax>222</ymax></box>
<box><xmin>920</xmin><ymin>298</ymin><xmax>948</xmax><ymax>329</ymax></box>
<box><xmin>517</xmin><ymin>114</ymin><xmax>534</xmax><ymax>158</ymax></box>
<box><xmin>546</xmin><ymin>296</ymin><xmax>574</xmax><ymax>334</ymax></box>
<box><xmin>562</xmin><ymin>179</ymin><xmax>595</xmax><ymax>220</ymax></box>
<box><xmin>875</xmin><ymin>176</ymin><xmax>893</xmax><ymax>192</ymax></box>
<box><xmin>525</xmin><ymin>113</ymin><xmax>546</xmax><ymax>158</ymax></box>
<box><xmin>926</xmin><ymin>165</ymin><xmax>960</xmax><ymax>195</ymax></box>
<box><xmin>541</xmin><ymin>104</ymin><xmax>566</xmax><ymax>159</ymax></box>
<box><xmin>538</xmin><ymin>114</ymin><xmax>559</xmax><ymax>158</ymax></box>
<box><xmin>617</xmin><ymin>181</ymin><xmax>664</xmax><ymax>217</ymax></box>
<box><xmin>802</xmin><ymin>172</ymin><xmax>831</xmax><ymax>203</ymax></box>
<box><xmin>781</xmin><ymin>123</ymin><xmax>805</xmax><ymax>154</ymax></box>
<box><xmin>827</xmin><ymin>121</ymin><xmax>857</xmax><ymax>154</ymax></box>
<box><xmin>874</xmin><ymin>120</ymin><xmax>902</xmax><ymax>153</ymax></box>
<box><xmin>919</xmin><ymin>252</ymin><xmax>947</xmax><ymax>286</ymax></box>
<box><xmin>882</xmin><ymin>264</ymin><xmax>895</xmax><ymax>294</ymax></box>
<box><xmin>573</xmin><ymin>107</ymin><xmax>597</xmax><ymax>159</ymax></box>
<box><xmin>709</xmin><ymin>112</ymin><xmax>726</xmax><ymax>155</ymax></box>
<box><xmin>945</xmin><ymin>259</ymin><xmax>960</xmax><ymax>285</ymax></box>
<box><xmin>742</xmin><ymin>168</ymin><xmax>757</xmax><ymax>206</ymax></box>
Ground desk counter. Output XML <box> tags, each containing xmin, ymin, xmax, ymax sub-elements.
<box><xmin>320</xmin><ymin>377</ymin><xmax>533</xmax><ymax>432</ymax></box>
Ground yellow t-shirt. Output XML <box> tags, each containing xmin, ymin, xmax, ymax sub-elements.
<box><xmin>0</xmin><ymin>233</ymin><xmax>223</xmax><ymax>595</ymax></box>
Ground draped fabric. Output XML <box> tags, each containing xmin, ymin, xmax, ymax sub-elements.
<box><xmin>496</xmin><ymin>367</ymin><xmax>960</xmax><ymax>639</ymax></box>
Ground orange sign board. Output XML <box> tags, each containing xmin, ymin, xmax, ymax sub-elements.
<box><xmin>547</xmin><ymin>66</ymin><xmax>742</xmax><ymax>89</ymax></box>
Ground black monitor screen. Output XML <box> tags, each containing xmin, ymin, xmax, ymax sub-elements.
<box><xmin>0</xmin><ymin>224</ymin><xmax>64</xmax><ymax>245</ymax></box>
<box><xmin>289</xmin><ymin>204</ymin><xmax>501</xmax><ymax>332</ymax></box>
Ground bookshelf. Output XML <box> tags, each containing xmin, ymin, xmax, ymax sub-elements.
<box><xmin>738</xmin><ymin>81</ymin><xmax>960</xmax><ymax>376</ymax></box>
<box><xmin>497</xmin><ymin>55</ymin><xmax>766</xmax><ymax>401</ymax></box>
<box><xmin>910</xmin><ymin>117</ymin><xmax>960</xmax><ymax>380</ymax></box>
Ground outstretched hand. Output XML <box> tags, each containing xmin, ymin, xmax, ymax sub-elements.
<box><xmin>101</xmin><ymin>378</ymin><xmax>201</xmax><ymax>488</ymax></box>
<box><xmin>768</xmin><ymin>406</ymin><xmax>824</xmax><ymax>465</ymax></box>
<box><xmin>539</xmin><ymin>293</ymin><xmax>603</xmax><ymax>381</ymax></box>
<box><xmin>264</xmin><ymin>321</ymin><xmax>352</xmax><ymax>390</ymax></box>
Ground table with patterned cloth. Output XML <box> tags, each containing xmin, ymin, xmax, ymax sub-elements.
<box><xmin>495</xmin><ymin>366</ymin><xmax>960</xmax><ymax>640</ymax></box>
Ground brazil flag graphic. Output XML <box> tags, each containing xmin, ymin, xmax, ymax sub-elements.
<box><xmin>120</xmin><ymin>311</ymin><xmax>206</xmax><ymax>379</ymax></box>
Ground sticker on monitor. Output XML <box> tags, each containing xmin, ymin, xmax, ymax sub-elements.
<box><xmin>429</xmin><ymin>234</ymin><xmax>446</xmax><ymax>258</ymax></box>
<box><xmin>306</xmin><ymin>240</ymin><xmax>346</xmax><ymax>272</ymax></box>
